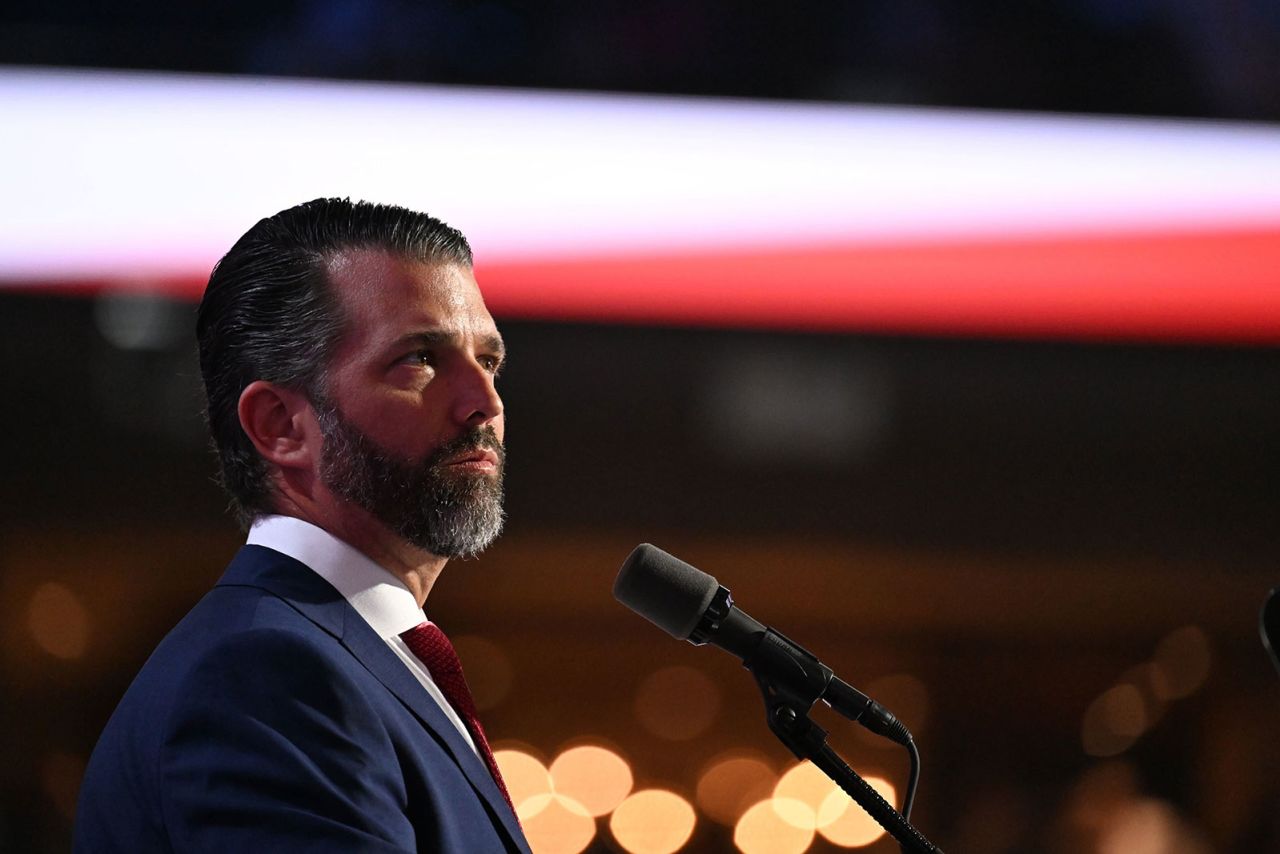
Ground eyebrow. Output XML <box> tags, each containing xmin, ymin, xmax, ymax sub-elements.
<box><xmin>392</xmin><ymin>330</ymin><xmax>506</xmax><ymax>356</ymax></box>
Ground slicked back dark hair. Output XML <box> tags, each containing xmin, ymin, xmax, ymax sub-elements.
<box><xmin>196</xmin><ymin>197</ymin><xmax>473</xmax><ymax>527</ymax></box>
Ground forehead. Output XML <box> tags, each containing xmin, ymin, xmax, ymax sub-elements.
<box><xmin>325</xmin><ymin>249</ymin><xmax>496</xmax><ymax>349</ymax></box>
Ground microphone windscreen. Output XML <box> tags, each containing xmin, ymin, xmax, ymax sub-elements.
<box><xmin>614</xmin><ymin>544</ymin><xmax>720</xmax><ymax>640</ymax></box>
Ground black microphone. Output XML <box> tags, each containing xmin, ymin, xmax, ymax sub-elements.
<box><xmin>614</xmin><ymin>543</ymin><xmax>911</xmax><ymax>746</ymax></box>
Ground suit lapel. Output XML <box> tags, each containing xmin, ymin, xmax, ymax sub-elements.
<box><xmin>218</xmin><ymin>546</ymin><xmax>530</xmax><ymax>853</ymax></box>
<box><xmin>340</xmin><ymin>613</ymin><xmax>530</xmax><ymax>849</ymax></box>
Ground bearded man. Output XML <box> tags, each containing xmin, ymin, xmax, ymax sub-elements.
<box><xmin>75</xmin><ymin>199</ymin><xmax>531</xmax><ymax>853</ymax></box>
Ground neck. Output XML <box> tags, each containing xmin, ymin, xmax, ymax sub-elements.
<box><xmin>344</xmin><ymin>534</ymin><xmax>447</xmax><ymax>607</ymax></box>
<box><xmin>271</xmin><ymin>491</ymin><xmax>447</xmax><ymax>607</ymax></box>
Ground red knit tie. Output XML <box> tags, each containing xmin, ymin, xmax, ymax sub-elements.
<box><xmin>400</xmin><ymin>622</ymin><xmax>515</xmax><ymax>815</ymax></box>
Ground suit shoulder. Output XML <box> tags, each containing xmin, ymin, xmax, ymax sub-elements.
<box><xmin>173</xmin><ymin>621</ymin><xmax>371</xmax><ymax>712</ymax></box>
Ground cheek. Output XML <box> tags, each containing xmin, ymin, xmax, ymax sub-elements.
<box><xmin>358</xmin><ymin>399</ymin><xmax>447</xmax><ymax>453</ymax></box>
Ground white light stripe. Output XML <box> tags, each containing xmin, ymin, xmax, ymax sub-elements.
<box><xmin>2</xmin><ymin>67</ymin><xmax>1280</xmax><ymax>283</ymax></box>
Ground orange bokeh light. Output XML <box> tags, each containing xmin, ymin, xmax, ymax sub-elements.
<box><xmin>818</xmin><ymin>777</ymin><xmax>895</xmax><ymax>848</ymax></box>
<box><xmin>520</xmin><ymin>793</ymin><xmax>596</xmax><ymax>854</ymax></box>
<box><xmin>27</xmin><ymin>582</ymin><xmax>90</xmax><ymax>660</ymax></box>
<box><xmin>773</xmin><ymin>762</ymin><xmax>838</xmax><ymax>829</ymax></box>
<box><xmin>634</xmin><ymin>666</ymin><xmax>722</xmax><ymax>740</ymax></box>
<box><xmin>1082</xmin><ymin>685</ymin><xmax>1146</xmax><ymax>757</ymax></box>
<box><xmin>695</xmin><ymin>751</ymin><xmax>777</xmax><ymax>826</ymax></box>
<box><xmin>609</xmin><ymin>789</ymin><xmax>697</xmax><ymax>854</ymax></box>
<box><xmin>1152</xmin><ymin>625</ymin><xmax>1212</xmax><ymax>699</ymax></box>
<box><xmin>494</xmin><ymin>749</ymin><xmax>553</xmax><ymax>817</ymax></box>
<box><xmin>549</xmin><ymin>744</ymin><xmax>634</xmax><ymax>817</ymax></box>
<box><xmin>734</xmin><ymin>798</ymin><xmax>815</xmax><ymax>854</ymax></box>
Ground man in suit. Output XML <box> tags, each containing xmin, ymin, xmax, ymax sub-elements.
<box><xmin>75</xmin><ymin>198</ymin><xmax>531</xmax><ymax>853</ymax></box>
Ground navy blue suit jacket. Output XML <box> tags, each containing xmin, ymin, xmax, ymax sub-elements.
<box><xmin>75</xmin><ymin>545</ymin><xmax>531</xmax><ymax>853</ymax></box>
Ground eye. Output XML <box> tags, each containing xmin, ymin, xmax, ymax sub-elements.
<box><xmin>402</xmin><ymin>349</ymin><xmax>436</xmax><ymax>368</ymax></box>
<box><xmin>479</xmin><ymin>354</ymin><xmax>505</xmax><ymax>377</ymax></box>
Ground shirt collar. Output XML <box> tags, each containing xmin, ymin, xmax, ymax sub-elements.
<box><xmin>246</xmin><ymin>515</ymin><xmax>427</xmax><ymax>639</ymax></box>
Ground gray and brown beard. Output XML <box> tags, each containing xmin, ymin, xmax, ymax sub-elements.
<box><xmin>315</xmin><ymin>402</ymin><xmax>505</xmax><ymax>559</ymax></box>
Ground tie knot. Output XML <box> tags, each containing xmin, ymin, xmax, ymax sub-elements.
<box><xmin>401</xmin><ymin>621</ymin><xmax>464</xmax><ymax>681</ymax></box>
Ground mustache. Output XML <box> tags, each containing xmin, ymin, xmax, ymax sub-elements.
<box><xmin>427</xmin><ymin>426</ymin><xmax>505</xmax><ymax>469</ymax></box>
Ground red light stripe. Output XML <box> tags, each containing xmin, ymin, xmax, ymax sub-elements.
<box><xmin>13</xmin><ymin>224</ymin><xmax>1280</xmax><ymax>344</ymax></box>
<box><xmin>476</xmin><ymin>225</ymin><xmax>1280</xmax><ymax>343</ymax></box>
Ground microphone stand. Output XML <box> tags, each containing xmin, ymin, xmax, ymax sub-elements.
<box><xmin>746</xmin><ymin>628</ymin><xmax>945</xmax><ymax>854</ymax></box>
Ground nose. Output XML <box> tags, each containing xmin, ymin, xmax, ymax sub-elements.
<box><xmin>455</xmin><ymin>362</ymin><xmax>504</xmax><ymax>428</ymax></box>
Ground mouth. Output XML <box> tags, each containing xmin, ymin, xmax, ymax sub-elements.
<box><xmin>440</xmin><ymin>448</ymin><xmax>501</xmax><ymax>473</ymax></box>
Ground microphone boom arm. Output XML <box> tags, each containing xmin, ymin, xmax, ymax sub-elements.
<box><xmin>692</xmin><ymin>587</ymin><xmax>944</xmax><ymax>854</ymax></box>
<box><xmin>749</xmin><ymin>633</ymin><xmax>945</xmax><ymax>854</ymax></box>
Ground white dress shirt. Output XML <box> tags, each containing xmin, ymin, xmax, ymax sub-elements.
<box><xmin>247</xmin><ymin>514</ymin><xmax>479</xmax><ymax>755</ymax></box>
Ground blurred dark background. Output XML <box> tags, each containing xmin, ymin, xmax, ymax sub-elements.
<box><xmin>4</xmin><ymin>0</ymin><xmax>1280</xmax><ymax>120</ymax></box>
<box><xmin>2</xmin><ymin>3</ymin><xmax>1279</xmax><ymax>853</ymax></box>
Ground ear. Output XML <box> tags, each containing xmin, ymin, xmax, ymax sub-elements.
<box><xmin>237</xmin><ymin>380</ymin><xmax>320</xmax><ymax>471</ymax></box>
